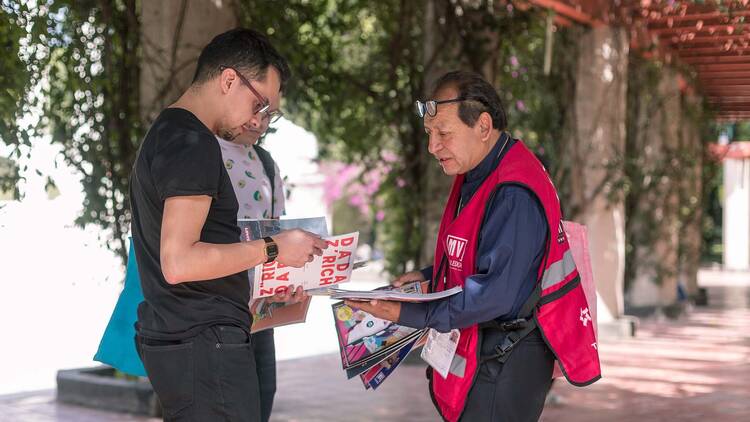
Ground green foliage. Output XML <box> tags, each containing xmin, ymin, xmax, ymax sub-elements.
<box><xmin>0</xmin><ymin>0</ymin><xmax>716</xmax><ymax>282</ymax></box>
<box><xmin>236</xmin><ymin>0</ymin><xmax>431</xmax><ymax>273</ymax></box>
<box><xmin>0</xmin><ymin>1</ymin><xmax>43</xmax><ymax>198</ymax></box>
<box><xmin>624</xmin><ymin>53</ymin><xmax>713</xmax><ymax>290</ymax></box>
<box><xmin>237</xmin><ymin>0</ymin><xmax>558</xmax><ymax>273</ymax></box>
<box><xmin>0</xmin><ymin>0</ymin><xmax>141</xmax><ymax>264</ymax></box>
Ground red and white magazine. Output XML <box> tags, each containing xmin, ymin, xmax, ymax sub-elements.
<box><xmin>252</xmin><ymin>232</ymin><xmax>359</xmax><ymax>298</ymax></box>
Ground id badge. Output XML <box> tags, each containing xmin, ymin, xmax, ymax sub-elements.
<box><xmin>420</xmin><ymin>328</ymin><xmax>460</xmax><ymax>379</ymax></box>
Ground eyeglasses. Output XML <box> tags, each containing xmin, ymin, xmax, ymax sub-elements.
<box><xmin>415</xmin><ymin>97</ymin><xmax>467</xmax><ymax>118</ymax></box>
<box><xmin>220</xmin><ymin>65</ymin><xmax>284</xmax><ymax>124</ymax></box>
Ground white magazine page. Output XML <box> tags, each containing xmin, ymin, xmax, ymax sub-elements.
<box><xmin>253</xmin><ymin>232</ymin><xmax>359</xmax><ymax>298</ymax></box>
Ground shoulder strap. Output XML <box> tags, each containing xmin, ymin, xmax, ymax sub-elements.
<box><xmin>478</xmin><ymin>284</ymin><xmax>542</xmax><ymax>364</ymax></box>
<box><xmin>252</xmin><ymin>144</ymin><xmax>276</xmax><ymax>217</ymax></box>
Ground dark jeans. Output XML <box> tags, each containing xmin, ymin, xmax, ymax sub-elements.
<box><xmin>250</xmin><ymin>329</ymin><xmax>276</xmax><ymax>422</ymax></box>
<box><xmin>460</xmin><ymin>329</ymin><xmax>555</xmax><ymax>422</ymax></box>
<box><xmin>136</xmin><ymin>325</ymin><xmax>261</xmax><ymax>421</ymax></box>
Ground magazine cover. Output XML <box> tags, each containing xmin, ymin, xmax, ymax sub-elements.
<box><xmin>343</xmin><ymin>330</ymin><xmax>424</xmax><ymax>379</ymax></box>
<box><xmin>239</xmin><ymin>217</ymin><xmax>328</xmax><ymax>331</ymax></box>
<box><xmin>360</xmin><ymin>330</ymin><xmax>428</xmax><ymax>390</ymax></box>
<box><xmin>252</xmin><ymin>231</ymin><xmax>358</xmax><ymax>298</ymax></box>
<box><xmin>248</xmin><ymin>295</ymin><xmax>313</xmax><ymax>334</ymax></box>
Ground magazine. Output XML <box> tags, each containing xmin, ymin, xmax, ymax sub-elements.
<box><xmin>343</xmin><ymin>328</ymin><xmax>424</xmax><ymax>379</ymax></box>
<box><xmin>239</xmin><ymin>217</ymin><xmax>329</xmax><ymax>332</ymax></box>
<box><xmin>360</xmin><ymin>330</ymin><xmax>428</xmax><ymax>390</ymax></box>
<box><xmin>248</xmin><ymin>295</ymin><xmax>312</xmax><ymax>334</ymax></box>
<box><xmin>332</xmin><ymin>282</ymin><xmax>429</xmax><ymax>387</ymax></box>
<box><xmin>252</xmin><ymin>232</ymin><xmax>359</xmax><ymax>298</ymax></box>
<box><xmin>329</xmin><ymin>285</ymin><xmax>463</xmax><ymax>302</ymax></box>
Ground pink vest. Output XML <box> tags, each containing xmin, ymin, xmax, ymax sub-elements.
<box><xmin>430</xmin><ymin>141</ymin><xmax>601</xmax><ymax>422</ymax></box>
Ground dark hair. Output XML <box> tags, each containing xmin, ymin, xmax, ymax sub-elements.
<box><xmin>431</xmin><ymin>70</ymin><xmax>507</xmax><ymax>130</ymax></box>
<box><xmin>192</xmin><ymin>28</ymin><xmax>291</xmax><ymax>91</ymax></box>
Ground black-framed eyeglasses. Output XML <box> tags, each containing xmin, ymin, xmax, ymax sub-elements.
<box><xmin>220</xmin><ymin>65</ymin><xmax>284</xmax><ymax>124</ymax></box>
<box><xmin>415</xmin><ymin>97</ymin><xmax>467</xmax><ymax>118</ymax></box>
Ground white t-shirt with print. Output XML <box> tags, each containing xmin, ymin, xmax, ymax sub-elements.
<box><xmin>216</xmin><ymin>137</ymin><xmax>286</xmax><ymax>219</ymax></box>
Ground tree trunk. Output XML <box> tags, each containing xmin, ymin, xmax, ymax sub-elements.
<box><xmin>139</xmin><ymin>0</ymin><xmax>237</xmax><ymax>124</ymax></box>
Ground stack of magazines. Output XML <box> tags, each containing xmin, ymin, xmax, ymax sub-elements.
<box><xmin>331</xmin><ymin>282</ymin><xmax>430</xmax><ymax>390</ymax></box>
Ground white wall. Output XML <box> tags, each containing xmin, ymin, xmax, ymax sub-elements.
<box><xmin>262</xmin><ymin>118</ymin><xmax>330</xmax><ymax>225</ymax></box>
<box><xmin>723</xmin><ymin>157</ymin><xmax>750</xmax><ymax>270</ymax></box>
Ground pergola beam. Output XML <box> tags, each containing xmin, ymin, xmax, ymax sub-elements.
<box><xmin>662</xmin><ymin>34</ymin><xmax>750</xmax><ymax>44</ymax></box>
<box><xmin>702</xmin><ymin>80</ymin><xmax>750</xmax><ymax>88</ymax></box>
<box><xmin>694</xmin><ymin>63</ymin><xmax>750</xmax><ymax>71</ymax></box>
<box><xmin>649</xmin><ymin>24</ymin><xmax>748</xmax><ymax>36</ymax></box>
<box><xmin>716</xmin><ymin>116</ymin><xmax>750</xmax><ymax>121</ymax></box>
<box><xmin>700</xmin><ymin>85</ymin><xmax>750</xmax><ymax>91</ymax></box>
<box><xmin>526</xmin><ymin>0</ymin><xmax>604</xmax><ymax>27</ymax></box>
<box><xmin>649</xmin><ymin>10</ymin><xmax>750</xmax><ymax>24</ymax></box>
<box><xmin>683</xmin><ymin>55</ymin><xmax>750</xmax><ymax>64</ymax></box>
<box><xmin>707</xmin><ymin>96</ymin><xmax>750</xmax><ymax>103</ymax></box>
<box><xmin>675</xmin><ymin>46</ymin><xmax>750</xmax><ymax>55</ymax></box>
<box><xmin>700</xmin><ymin>70</ymin><xmax>750</xmax><ymax>79</ymax></box>
<box><xmin>704</xmin><ymin>90</ymin><xmax>750</xmax><ymax>96</ymax></box>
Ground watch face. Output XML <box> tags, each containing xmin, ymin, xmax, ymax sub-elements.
<box><xmin>266</xmin><ymin>243</ymin><xmax>279</xmax><ymax>257</ymax></box>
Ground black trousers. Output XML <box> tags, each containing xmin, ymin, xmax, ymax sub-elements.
<box><xmin>460</xmin><ymin>328</ymin><xmax>555</xmax><ymax>422</ymax></box>
<box><xmin>250</xmin><ymin>329</ymin><xmax>276</xmax><ymax>422</ymax></box>
<box><xmin>136</xmin><ymin>325</ymin><xmax>261</xmax><ymax>422</ymax></box>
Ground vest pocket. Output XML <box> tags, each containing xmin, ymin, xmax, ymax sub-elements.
<box><xmin>140</xmin><ymin>342</ymin><xmax>194</xmax><ymax>417</ymax></box>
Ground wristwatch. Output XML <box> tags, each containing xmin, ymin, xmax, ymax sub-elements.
<box><xmin>263</xmin><ymin>236</ymin><xmax>279</xmax><ymax>263</ymax></box>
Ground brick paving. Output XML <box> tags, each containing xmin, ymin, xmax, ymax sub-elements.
<box><xmin>1</xmin><ymin>287</ymin><xmax>748</xmax><ymax>422</ymax></box>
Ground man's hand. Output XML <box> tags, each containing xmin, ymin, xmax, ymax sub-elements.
<box><xmin>273</xmin><ymin>229</ymin><xmax>328</xmax><ymax>267</ymax></box>
<box><xmin>345</xmin><ymin>299</ymin><xmax>402</xmax><ymax>323</ymax></box>
<box><xmin>392</xmin><ymin>270</ymin><xmax>426</xmax><ymax>287</ymax></box>
<box><xmin>392</xmin><ymin>270</ymin><xmax>430</xmax><ymax>293</ymax></box>
<box><xmin>268</xmin><ymin>285</ymin><xmax>307</xmax><ymax>304</ymax></box>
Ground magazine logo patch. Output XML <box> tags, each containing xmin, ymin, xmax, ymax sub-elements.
<box><xmin>446</xmin><ymin>235</ymin><xmax>468</xmax><ymax>270</ymax></box>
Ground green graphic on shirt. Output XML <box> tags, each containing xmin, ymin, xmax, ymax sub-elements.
<box><xmin>248</xmin><ymin>151</ymin><xmax>256</xmax><ymax>160</ymax></box>
<box><xmin>253</xmin><ymin>190</ymin><xmax>262</xmax><ymax>201</ymax></box>
<box><xmin>245</xmin><ymin>170</ymin><xmax>255</xmax><ymax>179</ymax></box>
<box><xmin>263</xmin><ymin>209</ymin><xmax>268</xmax><ymax>218</ymax></box>
<box><xmin>225</xmin><ymin>159</ymin><xmax>234</xmax><ymax>170</ymax></box>
<box><xmin>238</xmin><ymin>180</ymin><xmax>246</xmax><ymax>189</ymax></box>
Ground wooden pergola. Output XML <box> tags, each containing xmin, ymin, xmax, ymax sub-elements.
<box><xmin>527</xmin><ymin>0</ymin><xmax>750</xmax><ymax>122</ymax></box>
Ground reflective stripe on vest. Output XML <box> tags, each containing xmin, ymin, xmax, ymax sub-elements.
<box><xmin>541</xmin><ymin>249</ymin><xmax>577</xmax><ymax>291</ymax></box>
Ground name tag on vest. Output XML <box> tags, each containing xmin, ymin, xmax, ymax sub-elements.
<box><xmin>421</xmin><ymin>328</ymin><xmax>461</xmax><ymax>379</ymax></box>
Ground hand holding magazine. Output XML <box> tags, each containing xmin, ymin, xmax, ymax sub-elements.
<box><xmin>240</xmin><ymin>217</ymin><xmax>359</xmax><ymax>332</ymax></box>
<box><xmin>328</xmin><ymin>285</ymin><xmax>463</xmax><ymax>302</ymax></box>
<box><xmin>250</xmin><ymin>231</ymin><xmax>359</xmax><ymax>298</ymax></box>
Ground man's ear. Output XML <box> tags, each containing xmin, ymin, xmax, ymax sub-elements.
<box><xmin>220</xmin><ymin>68</ymin><xmax>235</xmax><ymax>95</ymax></box>
<box><xmin>478</xmin><ymin>112</ymin><xmax>493</xmax><ymax>141</ymax></box>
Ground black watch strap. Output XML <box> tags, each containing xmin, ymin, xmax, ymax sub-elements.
<box><xmin>263</xmin><ymin>236</ymin><xmax>278</xmax><ymax>263</ymax></box>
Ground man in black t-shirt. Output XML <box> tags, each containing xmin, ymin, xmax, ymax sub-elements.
<box><xmin>129</xmin><ymin>29</ymin><xmax>327</xmax><ymax>422</ymax></box>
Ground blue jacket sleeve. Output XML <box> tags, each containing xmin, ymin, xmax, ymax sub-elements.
<box><xmin>398</xmin><ymin>186</ymin><xmax>547</xmax><ymax>332</ymax></box>
<box><xmin>419</xmin><ymin>265</ymin><xmax>434</xmax><ymax>282</ymax></box>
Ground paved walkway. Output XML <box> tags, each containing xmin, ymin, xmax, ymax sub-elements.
<box><xmin>2</xmin><ymin>288</ymin><xmax>748</xmax><ymax>421</ymax></box>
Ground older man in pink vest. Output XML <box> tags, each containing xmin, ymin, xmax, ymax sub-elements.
<box><xmin>352</xmin><ymin>71</ymin><xmax>600</xmax><ymax>422</ymax></box>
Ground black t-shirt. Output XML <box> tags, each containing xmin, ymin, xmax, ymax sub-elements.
<box><xmin>129</xmin><ymin>108</ymin><xmax>251</xmax><ymax>340</ymax></box>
